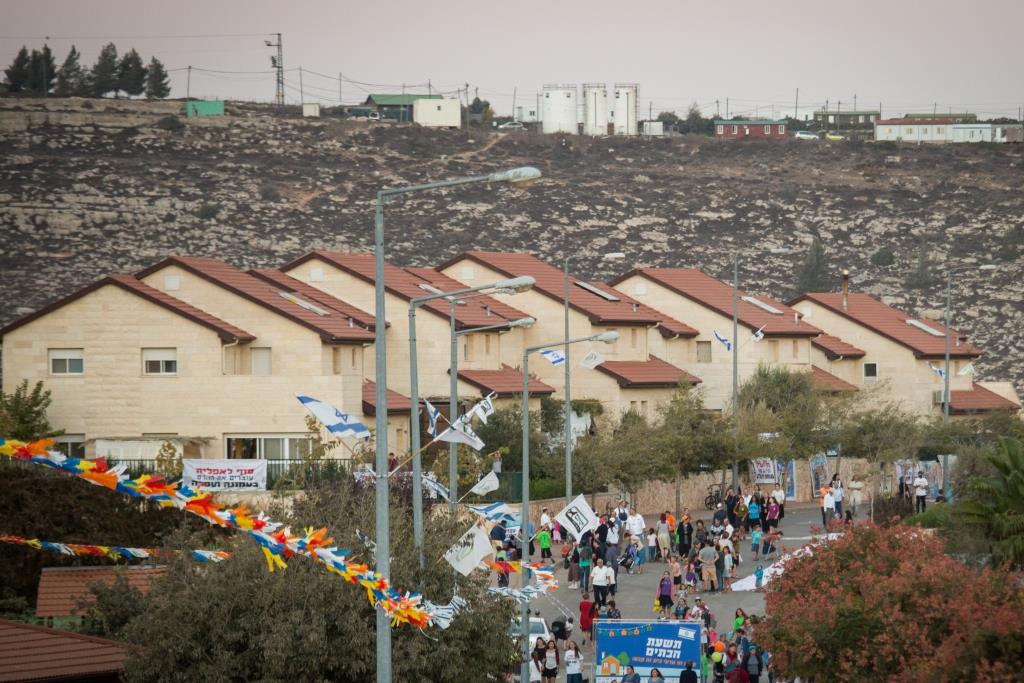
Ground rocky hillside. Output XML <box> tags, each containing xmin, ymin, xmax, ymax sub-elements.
<box><xmin>1</xmin><ymin>98</ymin><xmax>1022</xmax><ymax>392</ymax></box>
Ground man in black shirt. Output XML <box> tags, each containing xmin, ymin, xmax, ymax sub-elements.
<box><xmin>678</xmin><ymin>661</ymin><xmax>699</xmax><ymax>683</ymax></box>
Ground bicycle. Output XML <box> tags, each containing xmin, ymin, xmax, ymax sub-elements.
<box><xmin>704</xmin><ymin>483</ymin><xmax>725</xmax><ymax>510</ymax></box>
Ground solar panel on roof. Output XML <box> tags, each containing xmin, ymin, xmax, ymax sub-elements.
<box><xmin>575</xmin><ymin>280</ymin><xmax>620</xmax><ymax>301</ymax></box>
<box><xmin>279</xmin><ymin>291</ymin><xmax>330</xmax><ymax>316</ymax></box>
<box><xmin>741</xmin><ymin>296</ymin><xmax>783</xmax><ymax>315</ymax></box>
<box><xmin>906</xmin><ymin>319</ymin><xmax>945</xmax><ymax>337</ymax></box>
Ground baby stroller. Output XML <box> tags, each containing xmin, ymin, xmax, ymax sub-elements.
<box><xmin>617</xmin><ymin>551</ymin><xmax>634</xmax><ymax>572</ymax></box>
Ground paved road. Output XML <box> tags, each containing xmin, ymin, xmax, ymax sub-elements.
<box><xmin>506</xmin><ymin>502</ymin><xmax>831</xmax><ymax>680</ymax></box>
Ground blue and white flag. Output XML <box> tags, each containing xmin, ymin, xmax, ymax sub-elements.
<box><xmin>296</xmin><ymin>395</ymin><xmax>371</xmax><ymax>440</ymax></box>
<box><xmin>714</xmin><ymin>330</ymin><xmax>733</xmax><ymax>352</ymax></box>
<box><xmin>927</xmin><ymin>362</ymin><xmax>946</xmax><ymax>380</ymax></box>
<box><xmin>539</xmin><ymin>349</ymin><xmax>566</xmax><ymax>366</ymax></box>
<box><xmin>958</xmin><ymin>362</ymin><xmax>975</xmax><ymax>377</ymax></box>
<box><xmin>424</xmin><ymin>399</ymin><xmax>442</xmax><ymax>437</ymax></box>
<box><xmin>437</xmin><ymin>414</ymin><xmax>486</xmax><ymax>451</ymax></box>
<box><xmin>468</xmin><ymin>501</ymin><xmax>519</xmax><ymax>525</ymax></box>
<box><xmin>422</xmin><ymin>473</ymin><xmax>450</xmax><ymax>501</ymax></box>
<box><xmin>467</xmin><ymin>393</ymin><xmax>497</xmax><ymax>425</ymax></box>
<box><xmin>750</xmin><ymin>324</ymin><xmax>767</xmax><ymax>342</ymax></box>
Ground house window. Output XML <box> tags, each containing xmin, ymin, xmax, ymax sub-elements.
<box><xmin>630</xmin><ymin>328</ymin><xmax>638</xmax><ymax>348</ymax></box>
<box><xmin>697</xmin><ymin>341</ymin><xmax>712</xmax><ymax>363</ymax></box>
<box><xmin>732</xmin><ymin>125</ymin><xmax>738</xmax><ymax>134</ymax></box>
<box><xmin>778</xmin><ymin>125</ymin><xmax>786</xmax><ymax>134</ymax></box>
<box><xmin>54</xmin><ymin>434</ymin><xmax>86</xmax><ymax>458</ymax></box>
<box><xmin>251</xmin><ymin>348</ymin><xmax>272</xmax><ymax>376</ymax></box>
<box><xmin>764</xmin><ymin>125</ymin><xmax>770</xmax><ymax>134</ymax></box>
<box><xmin>460</xmin><ymin>265</ymin><xmax>475</xmax><ymax>280</ymax></box>
<box><xmin>463</xmin><ymin>335</ymin><xmax>474</xmax><ymax>361</ymax></box>
<box><xmin>640</xmin><ymin>400</ymin><xmax>648</xmax><ymax>416</ymax></box>
<box><xmin>936</xmin><ymin>127</ymin><xmax>944</xmax><ymax>134</ymax></box>
<box><xmin>49</xmin><ymin>348</ymin><xmax>84</xmax><ymax>375</ymax></box>
<box><xmin>716</xmin><ymin>125</ymin><xmax>724</xmax><ymax>135</ymax></box>
<box><xmin>905</xmin><ymin>127</ymin><xmax>913</xmax><ymax>134</ymax></box>
<box><xmin>309</xmin><ymin>267</ymin><xmax>324</xmax><ymax>282</ymax></box>
<box><xmin>862</xmin><ymin>362</ymin><xmax>878</xmax><ymax>383</ymax></box>
<box><xmin>163</xmin><ymin>274</ymin><xmax>180</xmax><ymax>291</ymax></box>
<box><xmin>142</xmin><ymin>348</ymin><xmax>177</xmax><ymax>375</ymax></box>
<box><xmin>484</xmin><ymin>334</ymin><xmax>492</xmax><ymax>355</ymax></box>
<box><xmin>791</xmin><ymin>339</ymin><xmax>799</xmax><ymax>359</ymax></box>
<box><xmin>225</xmin><ymin>435</ymin><xmax>310</xmax><ymax>460</ymax></box>
<box><xmin>351</xmin><ymin>347</ymin><xmax>358</xmax><ymax>368</ymax></box>
<box><xmin>629</xmin><ymin>400</ymin><xmax>638</xmax><ymax>413</ymax></box>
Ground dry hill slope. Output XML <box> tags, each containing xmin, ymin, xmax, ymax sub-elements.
<box><xmin>0</xmin><ymin>98</ymin><xmax>1021</xmax><ymax>392</ymax></box>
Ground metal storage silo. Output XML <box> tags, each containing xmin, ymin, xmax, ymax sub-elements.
<box><xmin>613</xmin><ymin>83</ymin><xmax>639</xmax><ymax>136</ymax></box>
<box><xmin>582</xmin><ymin>83</ymin><xmax>608</xmax><ymax>136</ymax></box>
<box><xmin>542</xmin><ymin>84</ymin><xmax>578</xmax><ymax>134</ymax></box>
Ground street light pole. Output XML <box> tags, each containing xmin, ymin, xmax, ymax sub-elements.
<box><xmin>732</xmin><ymin>253</ymin><xmax>740</xmax><ymax>489</ymax></box>
<box><xmin>519</xmin><ymin>330</ymin><xmax>619</xmax><ymax>683</ymax></box>
<box><xmin>372</xmin><ymin>167</ymin><xmax>540</xmax><ymax>683</ymax></box>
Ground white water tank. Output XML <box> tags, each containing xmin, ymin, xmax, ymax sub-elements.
<box><xmin>542</xmin><ymin>84</ymin><xmax>578</xmax><ymax>134</ymax></box>
<box><xmin>613</xmin><ymin>83</ymin><xmax>639</xmax><ymax>136</ymax></box>
<box><xmin>582</xmin><ymin>83</ymin><xmax>608</xmax><ymax>136</ymax></box>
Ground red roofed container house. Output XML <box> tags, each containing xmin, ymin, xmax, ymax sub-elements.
<box><xmin>437</xmin><ymin>251</ymin><xmax>701</xmax><ymax>421</ymax></box>
<box><xmin>714</xmin><ymin>119</ymin><xmax>787</xmax><ymax>140</ymax></box>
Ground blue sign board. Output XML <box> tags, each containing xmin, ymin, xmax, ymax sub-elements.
<box><xmin>595</xmin><ymin>620</ymin><xmax>702</xmax><ymax>682</ymax></box>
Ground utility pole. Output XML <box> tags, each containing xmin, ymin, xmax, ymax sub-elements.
<box><xmin>853</xmin><ymin>93</ymin><xmax>857</xmax><ymax>111</ymax></box>
<box><xmin>716</xmin><ymin>99</ymin><xmax>720</xmax><ymax>117</ymax></box>
<box><xmin>186</xmin><ymin>65</ymin><xmax>192</xmax><ymax>102</ymax></box>
<box><xmin>265</xmin><ymin>33</ymin><xmax>284</xmax><ymax>108</ymax></box>
<box><xmin>42</xmin><ymin>37</ymin><xmax>50</xmax><ymax>97</ymax></box>
<box><xmin>299</xmin><ymin>66</ymin><xmax>304</xmax><ymax>104</ymax></box>
<box><xmin>338</xmin><ymin>72</ymin><xmax>343</xmax><ymax>105</ymax></box>
<box><xmin>649</xmin><ymin>100</ymin><xmax>653</xmax><ymax>121</ymax></box>
<box><xmin>512</xmin><ymin>86</ymin><xmax>517</xmax><ymax>120</ymax></box>
<box><xmin>933</xmin><ymin>102</ymin><xmax>937</xmax><ymax>117</ymax></box>
<box><xmin>726</xmin><ymin>97</ymin><xmax>729</xmax><ymax>118</ymax></box>
<box><xmin>794</xmin><ymin>88</ymin><xmax>799</xmax><ymax>120</ymax></box>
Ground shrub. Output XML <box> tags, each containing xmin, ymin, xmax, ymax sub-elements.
<box><xmin>870</xmin><ymin>246</ymin><xmax>895</xmax><ymax>266</ymax></box>
<box><xmin>195</xmin><ymin>203</ymin><xmax>219</xmax><ymax>220</ymax></box>
<box><xmin>155</xmin><ymin>115</ymin><xmax>185</xmax><ymax>133</ymax></box>
<box><xmin>259</xmin><ymin>184</ymin><xmax>281</xmax><ymax>202</ymax></box>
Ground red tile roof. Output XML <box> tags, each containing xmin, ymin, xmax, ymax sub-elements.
<box><xmin>36</xmin><ymin>566</ymin><xmax>166</xmax><ymax>618</ymax></box>
<box><xmin>247</xmin><ymin>268</ymin><xmax>378</xmax><ymax>330</ymax></box>
<box><xmin>596</xmin><ymin>356</ymin><xmax>702</xmax><ymax>388</ymax></box>
<box><xmin>136</xmin><ymin>256</ymin><xmax>373</xmax><ymax>343</ymax></box>
<box><xmin>458</xmin><ymin>365</ymin><xmax>556</xmax><ymax>397</ymax></box>
<box><xmin>362</xmin><ymin>381</ymin><xmax>413</xmax><ymax>415</ymax></box>
<box><xmin>404</xmin><ymin>267</ymin><xmax>532</xmax><ymax>323</ymax></box>
<box><xmin>0</xmin><ymin>619</ymin><xmax>134</xmax><ymax>683</ymax></box>
<box><xmin>791</xmin><ymin>292</ymin><xmax>981</xmax><ymax>359</ymax></box>
<box><xmin>812</xmin><ymin>334</ymin><xmax>866</xmax><ymax>360</ymax></box>
<box><xmin>610</xmin><ymin>267</ymin><xmax>820</xmax><ymax>337</ymax></box>
<box><xmin>949</xmin><ymin>383</ymin><xmax>1020</xmax><ymax>413</ymax></box>
<box><xmin>0</xmin><ymin>275</ymin><xmax>255</xmax><ymax>343</ymax></box>
<box><xmin>811</xmin><ymin>366</ymin><xmax>858</xmax><ymax>393</ymax></box>
<box><xmin>283</xmin><ymin>251</ymin><xmax>525</xmax><ymax>331</ymax></box>
<box><xmin>440</xmin><ymin>251</ymin><xmax>698</xmax><ymax>337</ymax></box>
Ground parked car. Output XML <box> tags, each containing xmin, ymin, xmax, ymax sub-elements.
<box><xmin>497</xmin><ymin>121</ymin><xmax>526</xmax><ymax>130</ymax></box>
<box><xmin>825</xmin><ymin>133</ymin><xmax>846</xmax><ymax>141</ymax></box>
<box><xmin>508</xmin><ymin>616</ymin><xmax>551</xmax><ymax>644</ymax></box>
<box><xmin>794</xmin><ymin>131</ymin><xmax>819</xmax><ymax>140</ymax></box>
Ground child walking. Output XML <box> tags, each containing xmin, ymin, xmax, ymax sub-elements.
<box><xmin>684</xmin><ymin>562</ymin><xmax>698</xmax><ymax>595</ymax></box>
<box><xmin>722</xmin><ymin>548</ymin><xmax>734</xmax><ymax>591</ymax></box>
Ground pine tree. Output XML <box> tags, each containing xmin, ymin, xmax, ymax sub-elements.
<box><xmin>55</xmin><ymin>45</ymin><xmax>86</xmax><ymax>96</ymax></box>
<box><xmin>795</xmin><ymin>237</ymin><xmax>830</xmax><ymax>293</ymax></box>
<box><xmin>26</xmin><ymin>44</ymin><xmax>56</xmax><ymax>94</ymax></box>
<box><xmin>117</xmin><ymin>48</ymin><xmax>146</xmax><ymax>97</ymax></box>
<box><xmin>904</xmin><ymin>245</ymin><xmax>936</xmax><ymax>290</ymax></box>
<box><xmin>3</xmin><ymin>46</ymin><xmax>31</xmax><ymax>93</ymax></box>
<box><xmin>144</xmin><ymin>56</ymin><xmax>170</xmax><ymax>99</ymax></box>
<box><xmin>89</xmin><ymin>42</ymin><xmax>118</xmax><ymax>97</ymax></box>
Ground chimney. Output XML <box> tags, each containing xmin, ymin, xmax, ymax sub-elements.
<box><xmin>841</xmin><ymin>269</ymin><xmax>850</xmax><ymax>311</ymax></box>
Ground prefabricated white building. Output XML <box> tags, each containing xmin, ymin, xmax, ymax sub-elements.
<box><xmin>582</xmin><ymin>83</ymin><xmax>608</xmax><ymax>136</ymax></box>
<box><xmin>413</xmin><ymin>98</ymin><xmax>461</xmax><ymax>128</ymax></box>
<box><xmin>613</xmin><ymin>84</ymin><xmax>639</xmax><ymax>136</ymax></box>
<box><xmin>542</xmin><ymin>84</ymin><xmax>578</xmax><ymax>134</ymax></box>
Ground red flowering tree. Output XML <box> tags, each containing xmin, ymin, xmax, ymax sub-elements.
<box><xmin>759</xmin><ymin>522</ymin><xmax>1024</xmax><ymax>682</ymax></box>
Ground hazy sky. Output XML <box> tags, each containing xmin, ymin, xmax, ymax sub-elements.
<box><xmin>4</xmin><ymin>0</ymin><xmax>1023</xmax><ymax>119</ymax></box>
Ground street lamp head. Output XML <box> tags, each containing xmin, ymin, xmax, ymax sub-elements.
<box><xmin>493</xmin><ymin>275</ymin><xmax>536</xmax><ymax>293</ymax></box>
<box><xmin>418</xmin><ymin>283</ymin><xmax>445</xmax><ymax>295</ymax></box>
<box><xmin>594</xmin><ymin>331</ymin><xmax>619</xmax><ymax>344</ymax></box>
<box><xmin>487</xmin><ymin>166</ymin><xmax>542</xmax><ymax>188</ymax></box>
<box><xmin>508</xmin><ymin>317</ymin><xmax>536</xmax><ymax>328</ymax></box>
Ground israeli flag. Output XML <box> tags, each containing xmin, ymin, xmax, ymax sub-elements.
<box><xmin>539</xmin><ymin>349</ymin><xmax>566</xmax><ymax>366</ymax></box>
<box><xmin>714</xmin><ymin>330</ymin><xmax>733</xmax><ymax>352</ymax></box>
<box><xmin>422</xmin><ymin>473</ymin><xmax>451</xmax><ymax>501</ymax></box>
<box><xmin>751</xmin><ymin>324</ymin><xmax>766</xmax><ymax>342</ymax></box>
<box><xmin>424</xmin><ymin>399</ymin><xmax>442</xmax><ymax>437</ymax></box>
<box><xmin>958</xmin><ymin>362</ymin><xmax>975</xmax><ymax>377</ymax></box>
<box><xmin>296</xmin><ymin>395</ymin><xmax>371</xmax><ymax>440</ymax></box>
<box><xmin>927</xmin><ymin>363</ymin><xmax>946</xmax><ymax>380</ymax></box>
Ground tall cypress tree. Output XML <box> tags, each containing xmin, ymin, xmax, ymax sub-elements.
<box><xmin>3</xmin><ymin>46</ymin><xmax>31</xmax><ymax>93</ymax></box>
<box><xmin>55</xmin><ymin>45</ymin><xmax>86</xmax><ymax>96</ymax></box>
<box><xmin>144</xmin><ymin>56</ymin><xmax>171</xmax><ymax>99</ymax></box>
<box><xmin>116</xmin><ymin>48</ymin><xmax>146</xmax><ymax>97</ymax></box>
<box><xmin>795</xmin><ymin>237</ymin><xmax>831</xmax><ymax>294</ymax></box>
<box><xmin>89</xmin><ymin>43</ymin><xmax>118</xmax><ymax>97</ymax></box>
<box><xmin>26</xmin><ymin>45</ymin><xmax>56</xmax><ymax>94</ymax></box>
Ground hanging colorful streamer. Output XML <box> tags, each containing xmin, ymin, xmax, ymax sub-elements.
<box><xmin>0</xmin><ymin>535</ymin><xmax>231</xmax><ymax>563</ymax></box>
<box><xmin>0</xmin><ymin>437</ymin><xmax>439</xmax><ymax>628</ymax></box>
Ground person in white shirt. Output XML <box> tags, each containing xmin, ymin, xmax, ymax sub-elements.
<box><xmin>913</xmin><ymin>471</ymin><xmax>929</xmax><ymax>513</ymax></box>
<box><xmin>822</xmin><ymin>488</ymin><xmax>835</xmax><ymax>527</ymax></box>
<box><xmin>564</xmin><ymin>642</ymin><xmax>584</xmax><ymax>683</ymax></box>
<box><xmin>590</xmin><ymin>558</ymin><xmax>615</xmax><ymax>607</ymax></box>
<box><xmin>830</xmin><ymin>474</ymin><xmax>845</xmax><ymax>517</ymax></box>
<box><xmin>540</xmin><ymin>507</ymin><xmax>552</xmax><ymax>530</ymax></box>
<box><xmin>626</xmin><ymin>508</ymin><xmax>646</xmax><ymax>538</ymax></box>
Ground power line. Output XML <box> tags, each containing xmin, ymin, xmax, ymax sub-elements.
<box><xmin>0</xmin><ymin>33</ymin><xmax>271</xmax><ymax>40</ymax></box>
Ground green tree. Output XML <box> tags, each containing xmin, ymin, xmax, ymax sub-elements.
<box><xmin>55</xmin><ymin>45</ymin><xmax>86</xmax><ymax>96</ymax></box>
<box><xmin>89</xmin><ymin>43</ymin><xmax>119</xmax><ymax>97</ymax></box>
<box><xmin>0</xmin><ymin>380</ymin><xmax>61</xmax><ymax>441</ymax></box>
<box><xmin>904</xmin><ymin>244</ymin><xmax>936</xmax><ymax>289</ymax></box>
<box><xmin>959</xmin><ymin>437</ymin><xmax>1024</xmax><ymax>567</ymax></box>
<box><xmin>736</xmin><ymin>365</ymin><xmax>830</xmax><ymax>460</ymax></box>
<box><xmin>870</xmin><ymin>246</ymin><xmax>896</xmax><ymax>266</ymax></box>
<box><xmin>656</xmin><ymin>110</ymin><xmax>680</xmax><ymax>131</ymax></box>
<box><xmin>3</xmin><ymin>46</ymin><xmax>31</xmax><ymax>93</ymax></box>
<box><xmin>26</xmin><ymin>45</ymin><xmax>56</xmax><ymax>94</ymax></box>
<box><xmin>468</xmin><ymin>96</ymin><xmax>494</xmax><ymax>125</ymax></box>
<box><xmin>795</xmin><ymin>237</ymin><xmax>830</xmax><ymax>293</ymax></box>
<box><xmin>113</xmin><ymin>479</ymin><xmax>517</xmax><ymax>682</ymax></box>
<box><xmin>144</xmin><ymin>56</ymin><xmax>170</xmax><ymax>99</ymax></box>
<box><xmin>682</xmin><ymin>102</ymin><xmax>713</xmax><ymax>135</ymax></box>
<box><xmin>116</xmin><ymin>48</ymin><xmax>146</xmax><ymax>97</ymax></box>
<box><xmin>81</xmin><ymin>574</ymin><xmax>146</xmax><ymax>638</ymax></box>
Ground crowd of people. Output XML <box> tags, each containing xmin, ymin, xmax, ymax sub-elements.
<box><xmin>499</xmin><ymin>490</ymin><xmax>787</xmax><ymax>682</ymax></box>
